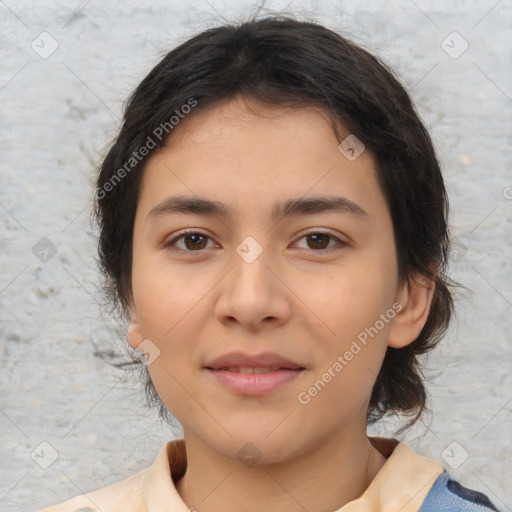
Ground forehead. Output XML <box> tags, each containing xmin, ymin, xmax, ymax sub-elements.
<box><xmin>166</xmin><ymin>96</ymin><xmax>344</xmax><ymax>150</ymax></box>
<box><xmin>137</xmin><ymin>96</ymin><xmax>387</xmax><ymax>225</ymax></box>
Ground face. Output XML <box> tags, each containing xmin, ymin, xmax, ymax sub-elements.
<box><xmin>127</xmin><ymin>96</ymin><xmax>422</xmax><ymax>464</ymax></box>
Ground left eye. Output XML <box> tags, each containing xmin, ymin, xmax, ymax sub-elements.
<box><xmin>164</xmin><ymin>230</ymin><xmax>346</xmax><ymax>252</ymax></box>
<box><xmin>295</xmin><ymin>232</ymin><xmax>346</xmax><ymax>251</ymax></box>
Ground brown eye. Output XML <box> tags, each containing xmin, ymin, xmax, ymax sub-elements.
<box><xmin>164</xmin><ymin>231</ymin><xmax>215</xmax><ymax>251</ymax></box>
<box><xmin>182</xmin><ymin>233</ymin><xmax>208</xmax><ymax>250</ymax></box>
<box><xmin>295</xmin><ymin>231</ymin><xmax>347</xmax><ymax>252</ymax></box>
<box><xmin>306</xmin><ymin>233</ymin><xmax>330</xmax><ymax>250</ymax></box>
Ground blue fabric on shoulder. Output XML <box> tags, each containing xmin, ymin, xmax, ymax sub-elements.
<box><xmin>418</xmin><ymin>471</ymin><xmax>501</xmax><ymax>511</ymax></box>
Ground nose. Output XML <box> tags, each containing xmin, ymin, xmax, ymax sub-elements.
<box><xmin>213</xmin><ymin>237</ymin><xmax>292</xmax><ymax>332</ymax></box>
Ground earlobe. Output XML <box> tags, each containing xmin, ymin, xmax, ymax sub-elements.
<box><xmin>126</xmin><ymin>299</ymin><xmax>143</xmax><ymax>350</ymax></box>
<box><xmin>387</xmin><ymin>274</ymin><xmax>435</xmax><ymax>349</ymax></box>
<box><xmin>127</xmin><ymin>320</ymin><xmax>143</xmax><ymax>350</ymax></box>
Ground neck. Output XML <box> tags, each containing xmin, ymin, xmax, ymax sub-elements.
<box><xmin>175</xmin><ymin>428</ymin><xmax>388</xmax><ymax>512</ymax></box>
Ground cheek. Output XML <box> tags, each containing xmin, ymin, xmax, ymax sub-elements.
<box><xmin>295</xmin><ymin>285</ymin><xmax>393</xmax><ymax>426</ymax></box>
<box><xmin>131</xmin><ymin>251</ymin><xmax>207</xmax><ymax>338</ymax></box>
<box><xmin>295</xmin><ymin>257</ymin><xmax>396</xmax><ymax>395</ymax></box>
<box><xmin>147</xmin><ymin>360</ymin><xmax>205</xmax><ymax>434</ymax></box>
<box><xmin>302</xmin><ymin>257</ymin><xmax>397</xmax><ymax>338</ymax></box>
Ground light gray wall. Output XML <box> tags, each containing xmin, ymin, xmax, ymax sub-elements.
<box><xmin>1</xmin><ymin>1</ymin><xmax>511</xmax><ymax>510</ymax></box>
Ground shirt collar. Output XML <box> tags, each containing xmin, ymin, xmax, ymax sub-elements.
<box><xmin>144</xmin><ymin>437</ymin><xmax>444</xmax><ymax>512</ymax></box>
<box><xmin>337</xmin><ymin>437</ymin><xmax>444</xmax><ymax>511</ymax></box>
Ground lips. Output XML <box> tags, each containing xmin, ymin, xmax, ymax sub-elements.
<box><xmin>204</xmin><ymin>351</ymin><xmax>305</xmax><ymax>371</ymax></box>
<box><xmin>217</xmin><ymin>366</ymin><xmax>282</xmax><ymax>373</ymax></box>
<box><xmin>204</xmin><ymin>351</ymin><xmax>305</xmax><ymax>395</ymax></box>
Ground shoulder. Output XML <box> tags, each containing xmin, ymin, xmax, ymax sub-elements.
<box><xmin>36</xmin><ymin>439</ymin><xmax>184</xmax><ymax>512</ymax></box>
<box><xmin>35</xmin><ymin>468</ymin><xmax>148</xmax><ymax>512</ymax></box>
<box><xmin>420</xmin><ymin>471</ymin><xmax>501</xmax><ymax>512</ymax></box>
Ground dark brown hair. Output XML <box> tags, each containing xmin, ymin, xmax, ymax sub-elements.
<box><xmin>94</xmin><ymin>15</ymin><xmax>455</xmax><ymax>430</ymax></box>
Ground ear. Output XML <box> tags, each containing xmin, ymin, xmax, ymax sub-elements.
<box><xmin>387</xmin><ymin>273</ymin><xmax>435</xmax><ymax>349</ymax></box>
<box><xmin>126</xmin><ymin>297</ymin><xmax>143</xmax><ymax>351</ymax></box>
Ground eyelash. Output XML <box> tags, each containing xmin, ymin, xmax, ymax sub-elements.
<box><xmin>163</xmin><ymin>229</ymin><xmax>348</xmax><ymax>254</ymax></box>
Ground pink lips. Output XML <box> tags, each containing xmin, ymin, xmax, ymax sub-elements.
<box><xmin>204</xmin><ymin>351</ymin><xmax>305</xmax><ymax>395</ymax></box>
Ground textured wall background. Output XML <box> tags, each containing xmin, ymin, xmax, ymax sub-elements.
<box><xmin>1</xmin><ymin>1</ymin><xmax>511</xmax><ymax>510</ymax></box>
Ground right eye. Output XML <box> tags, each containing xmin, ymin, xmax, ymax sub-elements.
<box><xmin>163</xmin><ymin>230</ymin><xmax>218</xmax><ymax>252</ymax></box>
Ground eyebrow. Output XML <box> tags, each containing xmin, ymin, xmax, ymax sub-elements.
<box><xmin>147</xmin><ymin>194</ymin><xmax>369</xmax><ymax>222</ymax></box>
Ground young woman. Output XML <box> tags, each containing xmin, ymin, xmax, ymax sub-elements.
<box><xmin>40</xmin><ymin>15</ymin><xmax>500</xmax><ymax>512</ymax></box>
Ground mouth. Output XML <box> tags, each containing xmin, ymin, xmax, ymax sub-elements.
<box><xmin>204</xmin><ymin>366</ymin><xmax>305</xmax><ymax>395</ymax></box>
<box><xmin>205</xmin><ymin>350</ymin><xmax>304</xmax><ymax>371</ymax></box>
<box><xmin>203</xmin><ymin>351</ymin><xmax>306</xmax><ymax>395</ymax></box>
<box><xmin>206</xmin><ymin>366</ymin><xmax>303</xmax><ymax>373</ymax></box>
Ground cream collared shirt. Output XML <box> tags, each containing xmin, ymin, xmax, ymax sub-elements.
<box><xmin>37</xmin><ymin>437</ymin><xmax>445</xmax><ymax>512</ymax></box>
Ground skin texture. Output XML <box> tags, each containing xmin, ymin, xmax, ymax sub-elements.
<box><xmin>126</xmin><ymin>96</ymin><xmax>435</xmax><ymax>512</ymax></box>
